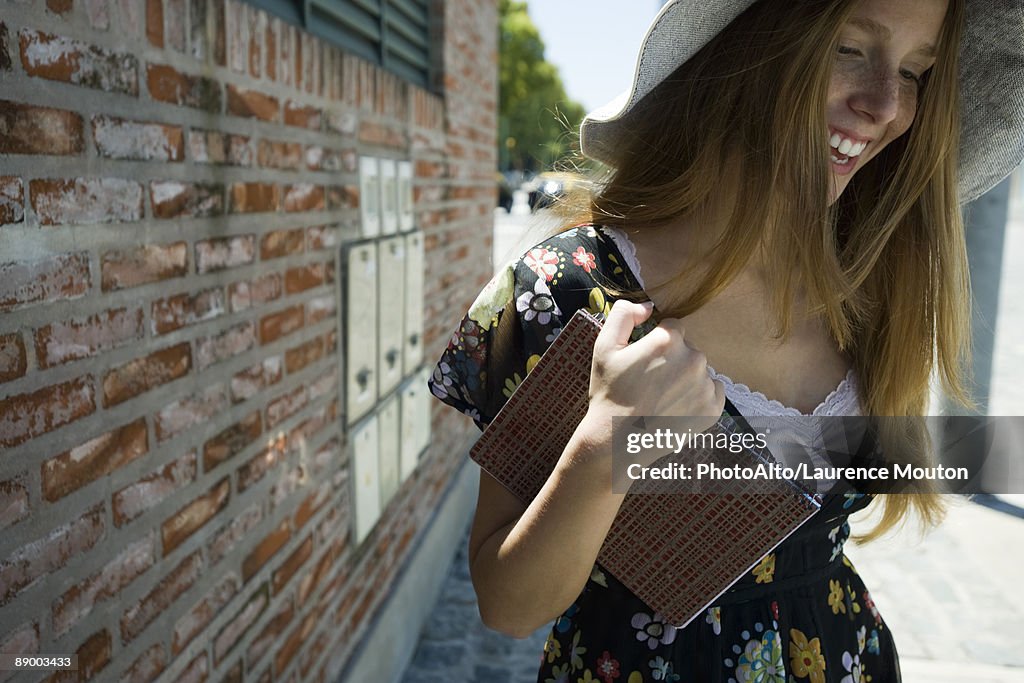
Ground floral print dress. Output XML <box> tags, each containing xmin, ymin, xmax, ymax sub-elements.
<box><xmin>428</xmin><ymin>224</ymin><xmax>900</xmax><ymax>683</ymax></box>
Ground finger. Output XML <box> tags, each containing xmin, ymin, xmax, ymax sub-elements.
<box><xmin>598</xmin><ymin>299</ymin><xmax>654</xmax><ymax>350</ymax></box>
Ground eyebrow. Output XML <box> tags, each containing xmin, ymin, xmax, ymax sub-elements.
<box><xmin>847</xmin><ymin>16</ymin><xmax>937</xmax><ymax>58</ymax></box>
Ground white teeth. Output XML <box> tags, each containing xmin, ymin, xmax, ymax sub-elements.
<box><xmin>828</xmin><ymin>132</ymin><xmax>868</xmax><ymax>159</ymax></box>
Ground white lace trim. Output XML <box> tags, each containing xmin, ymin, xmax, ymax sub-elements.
<box><xmin>599</xmin><ymin>225</ymin><xmax>862</xmax><ymax>417</ymax></box>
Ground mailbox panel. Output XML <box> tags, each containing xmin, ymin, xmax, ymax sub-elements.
<box><xmin>380</xmin><ymin>158</ymin><xmax>399</xmax><ymax>235</ymax></box>
<box><xmin>398</xmin><ymin>161</ymin><xmax>414</xmax><ymax>232</ymax></box>
<box><xmin>345</xmin><ymin>243</ymin><xmax>378</xmax><ymax>425</ymax></box>
<box><xmin>351</xmin><ymin>414</ymin><xmax>381</xmax><ymax>545</ymax></box>
<box><xmin>377</xmin><ymin>236</ymin><xmax>406</xmax><ymax>396</ymax></box>
<box><xmin>400</xmin><ymin>367</ymin><xmax>432</xmax><ymax>482</ymax></box>
<box><xmin>403</xmin><ymin>232</ymin><xmax>425</xmax><ymax>373</ymax></box>
<box><xmin>359</xmin><ymin>156</ymin><xmax>381</xmax><ymax>238</ymax></box>
<box><xmin>378</xmin><ymin>394</ymin><xmax>401</xmax><ymax>508</ymax></box>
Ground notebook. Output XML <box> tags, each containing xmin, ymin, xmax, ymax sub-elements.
<box><xmin>469</xmin><ymin>307</ymin><xmax>822</xmax><ymax>628</ymax></box>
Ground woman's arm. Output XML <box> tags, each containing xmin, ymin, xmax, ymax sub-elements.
<box><xmin>467</xmin><ymin>300</ymin><xmax>725</xmax><ymax>637</ymax></box>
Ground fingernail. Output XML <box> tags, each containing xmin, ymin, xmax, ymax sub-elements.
<box><xmin>641</xmin><ymin>300</ymin><xmax>654</xmax><ymax>311</ymax></box>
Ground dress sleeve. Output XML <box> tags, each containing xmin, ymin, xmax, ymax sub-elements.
<box><xmin>428</xmin><ymin>224</ymin><xmax>650</xmax><ymax>432</ymax></box>
<box><xmin>427</xmin><ymin>253</ymin><xmax>567</xmax><ymax>432</ymax></box>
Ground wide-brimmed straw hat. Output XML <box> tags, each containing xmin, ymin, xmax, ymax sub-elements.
<box><xmin>580</xmin><ymin>0</ymin><xmax>1024</xmax><ymax>204</ymax></box>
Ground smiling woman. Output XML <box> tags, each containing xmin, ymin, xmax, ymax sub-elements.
<box><xmin>429</xmin><ymin>0</ymin><xmax>1024</xmax><ymax>681</ymax></box>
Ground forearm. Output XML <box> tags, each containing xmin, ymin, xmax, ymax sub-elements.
<box><xmin>469</xmin><ymin>411</ymin><xmax>627</xmax><ymax>637</ymax></box>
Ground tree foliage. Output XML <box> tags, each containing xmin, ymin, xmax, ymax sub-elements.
<box><xmin>499</xmin><ymin>0</ymin><xmax>586</xmax><ymax>173</ymax></box>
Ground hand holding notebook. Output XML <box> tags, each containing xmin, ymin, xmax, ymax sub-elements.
<box><xmin>470</xmin><ymin>306</ymin><xmax>821</xmax><ymax>628</ymax></box>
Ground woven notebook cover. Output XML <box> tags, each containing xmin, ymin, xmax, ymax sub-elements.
<box><xmin>470</xmin><ymin>307</ymin><xmax>822</xmax><ymax>628</ymax></box>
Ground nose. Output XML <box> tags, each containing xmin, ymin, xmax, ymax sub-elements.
<box><xmin>848</xmin><ymin>72</ymin><xmax>903</xmax><ymax>126</ymax></box>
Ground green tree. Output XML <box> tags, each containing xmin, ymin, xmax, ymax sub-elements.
<box><xmin>499</xmin><ymin>0</ymin><xmax>586</xmax><ymax>173</ymax></box>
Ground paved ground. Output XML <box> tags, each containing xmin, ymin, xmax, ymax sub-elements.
<box><xmin>403</xmin><ymin>180</ymin><xmax>1024</xmax><ymax>682</ymax></box>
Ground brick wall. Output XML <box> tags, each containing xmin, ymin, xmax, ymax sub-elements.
<box><xmin>0</xmin><ymin>0</ymin><xmax>497</xmax><ymax>681</ymax></box>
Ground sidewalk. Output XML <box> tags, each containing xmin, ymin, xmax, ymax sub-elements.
<box><xmin>403</xmin><ymin>493</ymin><xmax>1024</xmax><ymax>683</ymax></box>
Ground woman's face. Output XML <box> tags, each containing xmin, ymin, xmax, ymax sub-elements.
<box><xmin>826</xmin><ymin>0</ymin><xmax>948</xmax><ymax>203</ymax></box>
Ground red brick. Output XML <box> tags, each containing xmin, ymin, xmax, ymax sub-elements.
<box><xmin>113</xmin><ymin>451</ymin><xmax>197</xmax><ymax>527</ymax></box>
<box><xmin>325</xmin><ymin>185</ymin><xmax>358</xmax><ymax>210</ymax></box>
<box><xmin>165</xmin><ymin>0</ymin><xmax>186</xmax><ymax>51</ymax></box>
<box><xmin>101</xmin><ymin>242</ymin><xmax>187</xmax><ymax>291</ymax></box>
<box><xmin>0</xmin><ymin>333</ymin><xmax>26</xmax><ymax>384</ymax></box>
<box><xmin>0</xmin><ymin>477</ymin><xmax>29</xmax><ymax>531</ymax></box>
<box><xmin>242</xmin><ymin>520</ymin><xmax>289</xmax><ymax>583</ymax></box>
<box><xmin>0</xmin><ymin>102</ymin><xmax>83</xmax><ymax>156</ymax></box>
<box><xmin>0</xmin><ymin>377</ymin><xmax>95</xmax><ymax>449</ymax></box>
<box><xmin>212</xmin><ymin>0</ymin><xmax>226</xmax><ymax>66</ymax></box>
<box><xmin>203</xmin><ymin>410</ymin><xmax>261</xmax><ymax>472</ymax></box>
<box><xmin>293</xmin><ymin>484</ymin><xmax>328</xmax><ymax>531</ymax></box>
<box><xmin>265</xmin><ymin>386</ymin><xmax>307</xmax><ymax>428</ymax></box>
<box><xmin>161</xmin><ymin>477</ymin><xmax>230</xmax><ymax>554</ymax></box>
<box><xmin>146</xmin><ymin>0</ymin><xmax>163</xmax><ymax>46</ymax></box>
<box><xmin>299</xmin><ymin>631</ymin><xmax>330</xmax><ymax>680</ymax></box>
<box><xmin>260</xmin><ymin>229</ymin><xmax>304</xmax><ymax>260</ymax></box>
<box><xmin>296</xmin><ymin>540</ymin><xmax>339</xmax><ymax>606</ymax></box>
<box><xmin>31</xmin><ymin>178</ymin><xmax>143</xmax><ymax>226</ymax></box>
<box><xmin>43</xmin><ymin>629</ymin><xmax>111</xmax><ymax>683</ymax></box>
<box><xmin>146</xmin><ymin>64</ymin><xmax>221</xmax><ymax>111</ymax></box>
<box><xmin>259</xmin><ymin>306</ymin><xmax>303</xmax><ymax>344</ymax></box>
<box><xmin>35</xmin><ymin>307</ymin><xmax>144</xmax><ymax>368</ymax></box>
<box><xmin>172</xmin><ymin>573</ymin><xmax>239</xmax><ymax>655</ymax></box>
<box><xmin>268</xmin><ymin>465</ymin><xmax>304</xmax><ymax>509</ymax></box>
<box><xmin>307</xmin><ymin>296</ymin><xmax>336</xmax><ymax>324</ymax></box>
<box><xmin>227</xmin><ymin>85</ymin><xmax>278</xmax><ymax>121</ymax></box>
<box><xmin>121</xmin><ymin>550</ymin><xmax>203</xmax><ymax>642</ymax></box>
<box><xmin>272</xmin><ymin>535</ymin><xmax>311</xmax><ymax>596</ymax></box>
<box><xmin>284</xmin><ymin>263</ymin><xmax>325</xmax><ymax>295</ymax></box>
<box><xmin>20</xmin><ymin>30</ymin><xmax>138</xmax><ymax>95</ymax></box>
<box><xmin>152</xmin><ymin>288</ymin><xmax>226</xmax><ymax>335</ymax></box>
<box><xmin>0</xmin><ymin>252</ymin><xmax>89</xmax><ymax>313</ymax></box>
<box><xmin>248</xmin><ymin>8</ymin><xmax>263</xmax><ymax>77</ymax></box>
<box><xmin>150</xmin><ymin>180</ymin><xmax>224</xmax><ymax>219</ymax></box>
<box><xmin>283</xmin><ymin>184</ymin><xmax>324</xmax><ymax>213</ymax></box>
<box><xmin>230</xmin><ymin>357</ymin><xmax>282</xmax><ymax>403</ymax></box>
<box><xmin>228</xmin><ymin>183</ymin><xmax>278</xmax><ymax>213</ymax></box>
<box><xmin>42</xmin><ymin>418</ymin><xmax>148</xmax><ymax>502</ymax></box>
<box><xmin>173</xmin><ymin>653</ymin><xmax>208</xmax><ymax>683</ymax></box>
<box><xmin>359</xmin><ymin>120</ymin><xmax>405</xmax><ymax>147</ymax></box>
<box><xmin>85</xmin><ymin>0</ymin><xmax>110</xmax><ymax>29</ymax></box>
<box><xmin>283</xmin><ymin>337</ymin><xmax>324</xmax><ymax>375</ymax></box>
<box><xmin>236</xmin><ymin>439</ymin><xmax>284</xmax><ymax>492</ymax></box>
<box><xmin>213</xmin><ymin>584</ymin><xmax>269</xmax><ymax>665</ymax></box>
<box><xmin>305</xmin><ymin>225</ymin><xmax>338</xmax><ymax>252</ymax></box>
<box><xmin>102</xmin><ymin>343</ymin><xmax>191</xmax><ymax>407</ymax></box>
<box><xmin>189</xmin><ymin>130</ymin><xmax>252</xmax><ymax>166</ymax></box>
<box><xmin>221</xmin><ymin>661</ymin><xmax>242</xmax><ymax>683</ymax></box>
<box><xmin>122</xmin><ymin>643</ymin><xmax>166</xmax><ymax>683</ymax></box>
<box><xmin>225</xmin><ymin>0</ymin><xmax>244</xmax><ymax>72</ymax></box>
<box><xmin>288</xmin><ymin>404</ymin><xmax>330</xmax><ymax>447</ymax></box>
<box><xmin>325</xmin><ymin>108</ymin><xmax>357</xmax><ymax>136</ymax></box>
<box><xmin>155</xmin><ymin>385</ymin><xmax>227</xmax><ymax>442</ymax></box>
<box><xmin>283</xmin><ymin>101</ymin><xmax>320</xmax><ymax>130</ymax></box>
<box><xmin>274</xmin><ymin>607</ymin><xmax>317</xmax><ymax>675</ymax></box>
<box><xmin>307</xmin><ymin>373</ymin><xmax>336</xmax><ymax>402</ymax></box>
<box><xmin>52</xmin><ymin>534</ymin><xmax>156</xmax><ymax>635</ymax></box>
<box><xmin>196</xmin><ymin>321</ymin><xmax>256</xmax><ymax>371</ymax></box>
<box><xmin>256</xmin><ymin>140</ymin><xmax>303</xmax><ymax>170</ymax></box>
<box><xmin>93</xmin><ymin>116</ymin><xmax>182</xmax><ymax>161</ymax></box>
<box><xmin>245</xmin><ymin>601</ymin><xmax>293</xmax><ymax>668</ymax></box>
<box><xmin>0</xmin><ymin>175</ymin><xmax>22</xmax><ymax>224</ymax></box>
<box><xmin>207</xmin><ymin>504</ymin><xmax>261</xmax><ymax>566</ymax></box>
<box><xmin>195</xmin><ymin>235</ymin><xmax>255</xmax><ymax>273</ymax></box>
<box><xmin>228</xmin><ymin>274</ymin><xmax>281</xmax><ymax>313</ymax></box>
<box><xmin>0</xmin><ymin>22</ymin><xmax>11</xmax><ymax>71</ymax></box>
<box><xmin>0</xmin><ymin>504</ymin><xmax>104</xmax><ymax>605</ymax></box>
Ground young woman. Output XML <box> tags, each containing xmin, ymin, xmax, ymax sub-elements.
<box><xmin>429</xmin><ymin>0</ymin><xmax>1023</xmax><ymax>680</ymax></box>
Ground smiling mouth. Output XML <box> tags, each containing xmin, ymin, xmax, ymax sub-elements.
<box><xmin>829</xmin><ymin>129</ymin><xmax>870</xmax><ymax>166</ymax></box>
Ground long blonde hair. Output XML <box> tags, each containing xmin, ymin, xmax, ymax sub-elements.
<box><xmin>558</xmin><ymin>0</ymin><xmax>971</xmax><ymax>540</ymax></box>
